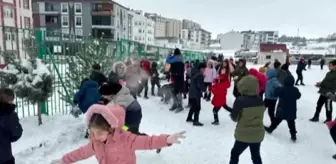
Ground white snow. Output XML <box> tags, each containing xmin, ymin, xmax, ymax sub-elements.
<box><xmin>13</xmin><ymin>65</ymin><xmax>336</xmax><ymax>164</ymax></box>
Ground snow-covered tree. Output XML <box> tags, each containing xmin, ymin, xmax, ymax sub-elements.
<box><xmin>60</xmin><ymin>38</ymin><xmax>116</xmax><ymax>104</ymax></box>
<box><xmin>0</xmin><ymin>37</ymin><xmax>53</xmax><ymax>125</ymax></box>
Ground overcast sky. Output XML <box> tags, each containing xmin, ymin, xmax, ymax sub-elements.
<box><xmin>115</xmin><ymin>0</ymin><xmax>335</xmax><ymax>38</ymax></box>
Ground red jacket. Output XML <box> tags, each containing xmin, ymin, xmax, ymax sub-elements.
<box><xmin>211</xmin><ymin>73</ymin><xmax>230</xmax><ymax>107</ymax></box>
<box><xmin>141</xmin><ymin>60</ymin><xmax>151</xmax><ymax>75</ymax></box>
<box><xmin>248</xmin><ymin>68</ymin><xmax>267</xmax><ymax>93</ymax></box>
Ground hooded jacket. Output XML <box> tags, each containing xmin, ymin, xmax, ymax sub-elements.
<box><xmin>265</xmin><ymin>68</ymin><xmax>281</xmax><ymax>100</ymax></box>
<box><xmin>61</xmin><ymin>104</ymin><xmax>170</xmax><ymax>164</ymax></box>
<box><xmin>232</xmin><ymin>60</ymin><xmax>249</xmax><ymax>84</ymax></box>
<box><xmin>150</xmin><ymin>62</ymin><xmax>159</xmax><ymax>81</ymax></box>
<box><xmin>189</xmin><ymin>69</ymin><xmax>205</xmax><ymax>99</ymax></box>
<box><xmin>275</xmin><ymin>75</ymin><xmax>301</xmax><ymax>120</ymax></box>
<box><xmin>249</xmin><ymin>68</ymin><xmax>267</xmax><ymax>93</ymax></box>
<box><xmin>318</xmin><ymin>70</ymin><xmax>336</xmax><ymax>95</ymax></box>
<box><xmin>204</xmin><ymin>60</ymin><xmax>217</xmax><ymax>83</ymax></box>
<box><xmin>211</xmin><ymin>74</ymin><xmax>230</xmax><ymax>107</ymax></box>
<box><xmin>230</xmin><ymin>75</ymin><xmax>265</xmax><ymax>143</ymax></box>
<box><xmin>108</xmin><ymin>61</ymin><xmax>126</xmax><ymax>84</ymax></box>
<box><xmin>0</xmin><ymin>103</ymin><xmax>23</xmax><ymax>163</ymax></box>
<box><xmin>108</xmin><ymin>86</ymin><xmax>142</xmax><ymax>126</ymax></box>
<box><xmin>90</xmin><ymin>70</ymin><xmax>107</xmax><ymax>87</ymax></box>
<box><xmin>74</xmin><ymin>80</ymin><xmax>101</xmax><ymax>113</ymax></box>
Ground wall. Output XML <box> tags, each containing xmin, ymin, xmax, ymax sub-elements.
<box><xmin>258</xmin><ymin>52</ymin><xmax>286</xmax><ymax>65</ymax></box>
<box><xmin>129</xmin><ymin>11</ymin><xmax>155</xmax><ymax>45</ymax></box>
<box><xmin>166</xmin><ymin>18</ymin><xmax>181</xmax><ymax>38</ymax></box>
<box><xmin>217</xmin><ymin>31</ymin><xmax>244</xmax><ymax>50</ymax></box>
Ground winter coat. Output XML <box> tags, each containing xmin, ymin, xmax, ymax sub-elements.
<box><xmin>320</xmin><ymin>58</ymin><xmax>325</xmax><ymax>66</ymax></box>
<box><xmin>318</xmin><ymin>70</ymin><xmax>336</xmax><ymax>95</ymax></box>
<box><xmin>274</xmin><ymin>75</ymin><xmax>301</xmax><ymax>120</ymax></box>
<box><xmin>170</xmin><ymin>55</ymin><xmax>184</xmax><ymax>93</ymax></box>
<box><xmin>265</xmin><ymin>68</ymin><xmax>281</xmax><ymax>100</ymax></box>
<box><xmin>230</xmin><ymin>75</ymin><xmax>265</xmax><ymax>143</ymax></box>
<box><xmin>0</xmin><ymin>103</ymin><xmax>23</xmax><ymax>163</ymax></box>
<box><xmin>276</xmin><ymin>69</ymin><xmax>290</xmax><ymax>85</ymax></box>
<box><xmin>141</xmin><ymin>60</ymin><xmax>151</xmax><ymax>75</ymax></box>
<box><xmin>248</xmin><ymin>68</ymin><xmax>267</xmax><ymax>93</ymax></box>
<box><xmin>74</xmin><ymin>80</ymin><xmax>102</xmax><ymax>113</ymax></box>
<box><xmin>108</xmin><ymin>62</ymin><xmax>126</xmax><ymax>84</ymax></box>
<box><xmin>189</xmin><ymin>69</ymin><xmax>205</xmax><ymax>99</ymax></box>
<box><xmin>296</xmin><ymin>61</ymin><xmax>306</xmax><ymax>73</ymax></box>
<box><xmin>204</xmin><ymin>67</ymin><xmax>217</xmax><ymax>83</ymax></box>
<box><xmin>232</xmin><ymin>66</ymin><xmax>249</xmax><ymax>84</ymax></box>
<box><xmin>90</xmin><ymin>70</ymin><xmax>107</xmax><ymax>87</ymax></box>
<box><xmin>108</xmin><ymin>86</ymin><xmax>142</xmax><ymax>127</ymax></box>
<box><xmin>150</xmin><ymin>62</ymin><xmax>159</xmax><ymax>81</ymax></box>
<box><xmin>211</xmin><ymin>74</ymin><xmax>230</xmax><ymax>107</ymax></box>
<box><xmin>61</xmin><ymin>105</ymin><xmax>170</xmax><ymax>164</ymax></box>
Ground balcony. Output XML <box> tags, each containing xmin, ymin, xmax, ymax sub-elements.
<box><xmin>44</xmin><ymin>3</ymin><xmax>59</xmax><ymax>14</ymax></box>
<box><xmin>45</xmin><ymin>15</ymin><xmax>60</xmax><ymax>28</ymax></box>
<box><xmin>92</xmin><ymin>3</ymin><xmax>113</xmax><ymax>16</ymax></box>
<box><xmin>92</xmin><ymin>16</ymin><xmax>113</xmax><ymax>28</ymax></box>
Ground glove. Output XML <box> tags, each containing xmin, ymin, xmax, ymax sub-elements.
<box><xmin>50</xmin><ymin>159</ymin><xmax>64</xmax><ymax>164</ymax></box>
<box><xmin>70</xmin><ymin>105</ymin><xmax>82</xmax><ymax>118</ymax></box>
<box><xmin>166</xmin><ymin>131</ymin><xmax>186</xmax><ymax>144</ymax></box>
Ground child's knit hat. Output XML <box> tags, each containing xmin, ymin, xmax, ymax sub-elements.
<box><xmin>99</xmin><ymin>83</ymin><xmax>122</xmax><ymax>96</ymax></box>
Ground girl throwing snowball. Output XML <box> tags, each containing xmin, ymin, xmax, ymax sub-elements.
<box><xmin>51</xmin><ymin>104</ymin><xmax>185</xmax><ymax>164</ymax></box>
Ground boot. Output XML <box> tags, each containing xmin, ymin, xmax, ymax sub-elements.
<box><xmin>332</xmin><ymin>154</ymin><xmax>336</xmax><ymax>160</ymax></box>
<box><xmin>186</xmin><ymin>118</ymin><xmax>193</xmax><ymax>123</ymax></box>
<box><xmin>206</xmin><ymin>93</ymin><xmax>211</xmax><ymax>101</ymax></box>
<box><xmin>264</xmin><ymin>126</ymin><xmax>273</xmax><ymax>134</ymax></box>
<box><xmin>290</xmin><ymin>130</ymin><xmax>297</xmax><ymax>142</ymax></box>
<box><xmin>203</xmin><ymin>92</ymin><xmax>208</xmax><ymax>99</ymax></box>
<box><xmin>309</xmin><ymin>111</ymin><xmax>320</xmax><ymax>122</ymax></box>
<box><xmin>156</xmin><ymin>149</ymin><xmax>161</xmax><ymax>154</ymax></box>
<box><xmin>169</xmin><ymin>98</ymin><xmax>177</xmax><ymax>111</ymax></box>
<box><xmin>193</xmin><ymin>121</ymin><xmax>204</xmax><ymax>126</ymax></box>
<box><xmin>175</xmin><ymin>94</ymin><xmax>184</xmax><ymax>113</ymax></box>
<box><xmin>211</xmin><ymin>113</ymin><xmax>219</xmax><ymax>125</ymax></box>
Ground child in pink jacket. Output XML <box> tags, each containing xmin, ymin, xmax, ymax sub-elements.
<box><xmin>51</xmin><ymin>104</ymin><xmax>186</xmax><ymax>164</ymax></box>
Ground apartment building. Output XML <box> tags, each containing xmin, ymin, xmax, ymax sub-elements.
<box><xmin>166</xmin><ymin>18</ymin><xmax>181</xmax><ymax>38</ymax></box>
<box><xmin>0</xmin><ymin>0</ymin><xmax>32</xmax><ymax>59</ymax></box>
<box><xmin>145</xmin><ymin>13</ymin><xmax>166</xmax><ymax>38</ymax></box>
<box><xmin>182</xmin><ymin>19</ymin><xmax>201</xmax><ymax>30</ymax></box>
<box><xmin>217</xmin><ymin>31</ymin><xmax>244</xmax><ymax>50</ymax></box>
<box><xmin>180</xmin><ymin>28</ymin><xmax>211</xmax><ymax>49</ymax></box>
<box><xmin>128</xmin><ymin>10</ymin><xmax>154</xmax><ymax>45</ymax></box>
<box><xmin>240</xmin><ymin>30</ymin><xmax>279</xmax><ymax>50</ymax></box>
<box><xmin>32</xmin><ymin>0</ymin><xmax>132</xmax><ymax>41</ymax></box>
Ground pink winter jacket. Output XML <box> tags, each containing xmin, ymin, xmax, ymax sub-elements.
<box><xmin>61</xmin><ymin>104</ymin><xmax>170</xmax><ymax>164</ymax></box>
<box><xmin>204</xmin><ymin>68</ymin><xmax>216</xmax><ymax>83</ymax></box>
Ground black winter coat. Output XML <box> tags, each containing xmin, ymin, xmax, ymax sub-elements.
<box><xmin>90</xmin><ymin>70</ymin><xmax>107</xmax><ymax>86</ymax></box>
<box><xmin>275</xmin><ymin>75</ymin><xmax>301</xmax><ymax>120</ymax></box>
<box><xmin>296</xmin><ymin>61</ymin><xmax>306</xmax><ymax>73</ymax></box>
<box><xmin>318</xmin><ymin>70</ymin><xmax>336</xmax><ymax>95</ymax></box>
<box><xmin>0</xmin><ymin>103</ymin><xmax>22</xmax><ymax>163</ymax></box>
<box><xmin>170</xmin><ymin>56</ymin><xmax>185</xmax><ymax>93</ymax></box>
<box><xmin>151</xmin><ymin>62</ymin><xmax>160</xmax><ymax>81</ymax></box>
<box><xmin>189</xmin><ymin>70</ymin><xmax>205</xmax><ymax>99</ymax></box>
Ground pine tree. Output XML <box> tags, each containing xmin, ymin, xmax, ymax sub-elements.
<box><xmin>60</xmin><ymin>38</ymin><xmax>116</xmax><ymax>104</ymax></box>
<box><xmin>0</xmin><ymin>37</ymin><xmax>53</xmax><ymax>125</ymax></box>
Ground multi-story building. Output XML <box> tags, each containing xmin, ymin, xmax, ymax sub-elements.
<box><xmin>32</xmin><ymin>0</ymin><xmax>132</xmax><ymax>41</ymax></box>
<box><xmin>0</xmin><ymin>0</ymin><xmax>32</xmax><ymax>59</ymax></box>
<box><xmin>166</xmin><ymin>18</ymin><xmax>181</xmax><ymax>38</ymax></box>
<box><xmin>259</xmin><ymin>31</ymin><xmax>279</xmax><ymax>43</ymax></box>
<box><xmin>145</xmin><ymin>13</ymin><xmax>167</xmax><ymax>38</ymax></box>
<box><xmin>200</xmin><ymin>28</ymin><xmax>211</xmax><ymax>49</ymax></box>
<box><xmin>128</xmin><ymin>10</ymin><xmax>154</xmax><ymax>45</ymax></box>
<box><xmin>240</xmin><ymin>30</ymin><xmax>279</xmax><ymax>50</ymax></box>
<box><xmin>180</xmin><ymin>28</ymin><xmax>211</xmax><ymax>49</ymax></box>
<box><xmin>217</xmin><ymin>31</ymin><xmax>244</xmax><ymax>50</ymax></box>
<box><xmin>182</xmin><ymin>19</ymin><xmax>201</xmax><ymax>30</ymax></box>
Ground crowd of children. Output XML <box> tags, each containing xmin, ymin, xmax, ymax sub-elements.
<box><xmin>3</xmin><ymin>47</ymin><xmax>336</xmax><ymax>164</ymax></box>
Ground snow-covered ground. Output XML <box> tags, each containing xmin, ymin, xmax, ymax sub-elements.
<box><xmin>13</xmin><ymin>65</ymin><xmax>336</xmax><ymax>164</ymax></box>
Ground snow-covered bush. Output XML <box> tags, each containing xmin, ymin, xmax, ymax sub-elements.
<box><xmin>0</xmin><ymin>37</ymin><xmax>53</xmax><ymax>125</ymax></box>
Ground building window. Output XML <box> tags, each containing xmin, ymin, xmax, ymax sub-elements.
<box><xmin>75</xmin><ymin>29</ymin><xmax>83</xmax><ymax>36</ymax></box>
<box><xmin>266</xmin><ymin>55</ymin><xmax>271</xmax><ymax>59</ymax></box>
<box><xmin>23</xmin><ymin>0</ymin><xmax>30</xmax><ymax>9</ymax></box>
<box><xmin>24</xmin><ymin>17</ymin><xmax>31</xmax><ymax>28</ymax></box>
<box><xmin>75</xmin><ymin>3</ymin><xmax>82</xmax><ymax>13</ymax></box>
<box><xmin>75</xmin><ymin>16</ymin><xmax>82</xmax><ymax>26</ymax></box>
<box><xmin>138</xmin><ymin>29</ymin><xmax>142</xmax><ymax>33</ymax></box>
<box><xmin>61</xmin><ymin>16</ymin><xmax>69</xmax><ymax>26</ymax></box>
<box><xmin>61</xmin><ymin>3</ymin><xmax>68</xmax><ymax>13</ymax></box>
<box><xmin>45</xmin><ymin>3</ymin><xmax>56</xmax><ymax>11</ymax></box>
<box><xmin>3</xmin><ymin>6</ymin><xmax>13</xmax><ymax>18</ymax></box>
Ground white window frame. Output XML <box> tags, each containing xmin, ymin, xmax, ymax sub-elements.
<box><xmin>3</xmin><ymin>6</ymin><xmax>13</xmax><ymax>18</ymax></box>
<box><xmin>61</xmin><ymin>3</ymin><xmax>68</xmax><ymax>13</ymax></box>
<box><xmin>75</xmin><ymin>29</ymin><xmax>83</xmax><ymax>36</ymax></box>
<box><xmin>61</xmin><ymin>16</ymin><xmax>69</xmax><ymax>27</ymax></box>
<box><xmin>23</xmin><ymin>0</ymin><xmax>29</xmax><ymax>9</ymax></box>
<box><xmin>75</xmin><ymin>16</ymin><xmax>82</xmax><ymax>27</ymax></box>
<box><xmin>74</xmin><ymin>3</ymin><xmax>82</xmax><ymax>14</ymax></box>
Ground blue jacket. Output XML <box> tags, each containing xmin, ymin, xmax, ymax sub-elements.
<box><xmin>0</xmin><ymin>103</ymin><xmax>23</xmax><ymax>163</ymax></box>
<box><xmin>166</xmin><ymin>55</ymin><xmax>183</xmax><ymax>64</ymax></box>
<box><xmin>74</xmin><ymin>80</ymin><xmax>101</xmax><ymax>113</ymax></box>
<box><xmin>265</xmin><ymin>68</ymin><xmax>281</xmax><ymax>100</ymax></box>
<box><xmin>275</xmin><ymin>75</ymin><xmax>301</xmax><ymax>120</ymax></box>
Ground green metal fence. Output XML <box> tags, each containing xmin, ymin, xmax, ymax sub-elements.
<box><xmin>0</xmin><ymin>27</ymin><xmax>207</xmax><ymax>118</ymax></box>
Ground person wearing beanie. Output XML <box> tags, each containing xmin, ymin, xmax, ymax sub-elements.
<box><xmin>232</xmin><ymin>59</ymin><xmax>249</xmax><ymax>98</ymax></box>
<box><xmin>229</xmin><ymin>75</ymin><xmax>265</xmax><ymax>164</ymax></box>
<box><xmin>258</xmin><ymin>67</ymin><xmax>266</xmax><ymax>74</ymax></box>
<box><xmin>310</xmin><ymin>60</ymin><xmax>336</xmax><ymax>123</ymax></box>
<box><xmin>89</xmin><ymin>63</ymin><xmax>107</xmax><ymax>87</ymax></box>
<box><xmin>274</xmin><ymin>61</ymin><xmax>288</xmax><ymax>85</ymax></box>
<box><xmin>295</xmin><ymin>57</ymin><xmax>307</xmax><ymax>86</ymax></box>
<box><xmin>169</xmin><ymin>48</ymin><xmax>185</xmax><ymax>113</ymax></box>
